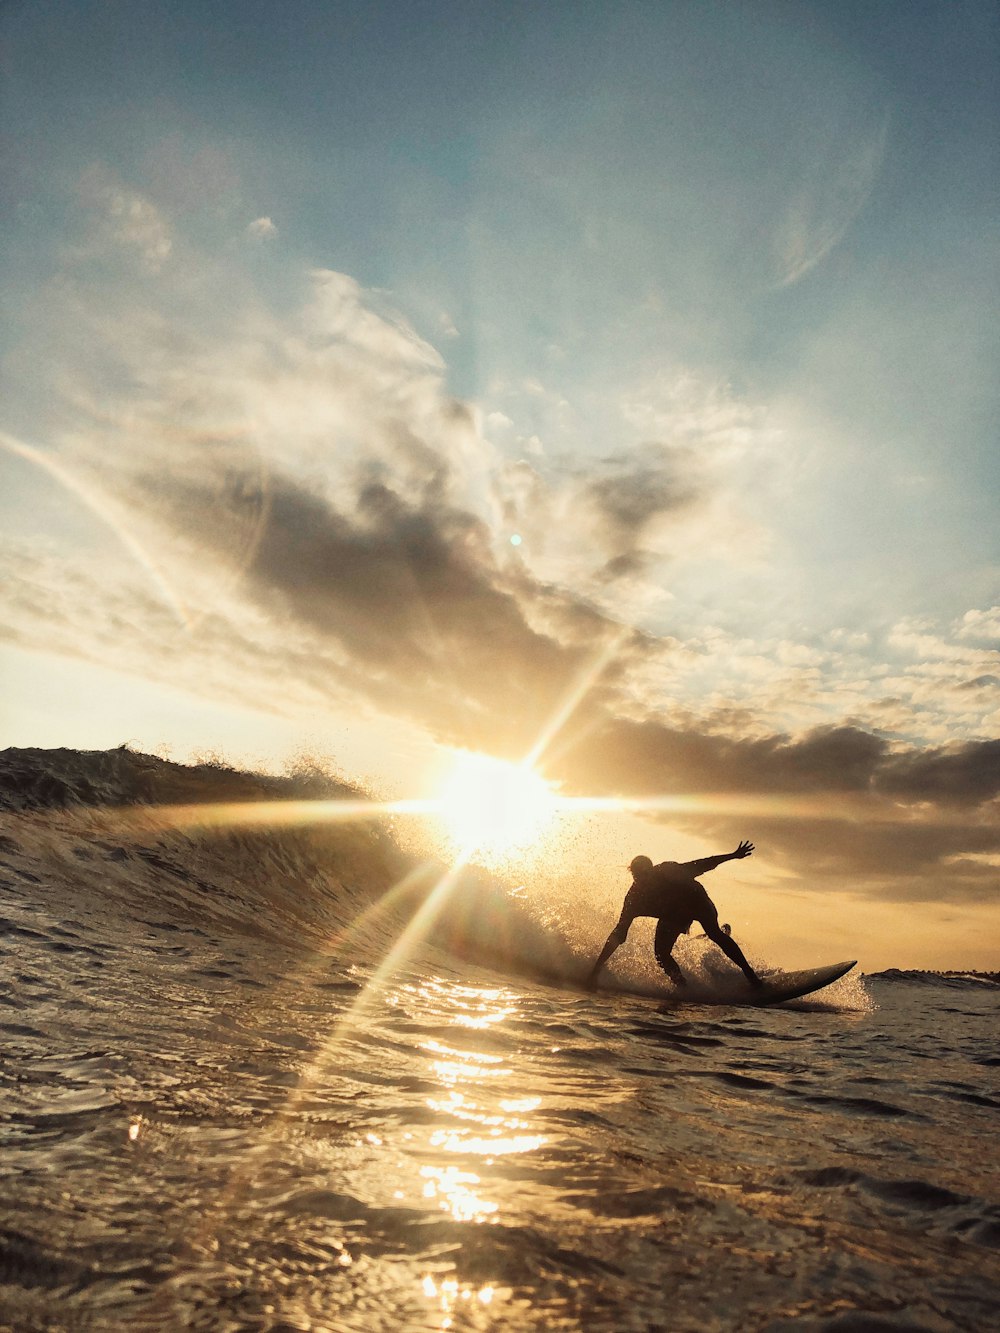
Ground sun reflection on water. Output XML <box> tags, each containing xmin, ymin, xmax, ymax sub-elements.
<box><xmin>406</xmin><ymin>982</ymin><xmax>547</xmax><ymax>1321</ymax></box>
<box><xmin>420</xmin><ymin>1163</ymin><xmax>498</xmax><ymax>1223</ymax></box>
<box><xmin>421</xmin><ymin>1033</ymin><xmax>548</xmax><ymax>1157</ymax></box>
<box><xmin>226</xmin><ymin>969</ymin><xmax>542</xmax><ymax>1326</ymax></box>
<box><xmin>421</xmin><ymin>1274</ymin><xmax>501</xmax><ymax>1330</ymax></box>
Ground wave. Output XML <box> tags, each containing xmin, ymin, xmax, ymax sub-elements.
<box><xmin>0</xmin><ymin>743</ymin><xmax>370</xmax><ymax>814</ymax></box>
<box><xmin>1</xmin><ymin>747</ymin><xmax>878</xmax><ymax>1007</ymax></box>
<box><xmin>0</xmin><ymin>745</ymin><xmax>584</xmax><ymax>986</ymax></box>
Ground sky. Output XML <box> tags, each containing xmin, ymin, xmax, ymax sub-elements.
<box><xmin>1</xmin><ymin>0</ymin><xmax>998</xmax><ymax>970</ymax></box>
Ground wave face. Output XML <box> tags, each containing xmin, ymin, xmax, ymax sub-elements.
<box><xmin>0</xmin><ymin>745</ymin><xmax>581</xmax><ymax>984</ymax></box>
<box><xmin>0</xmin><ymin>745</ymin><xmax>413</xmax><ymax>952</ymax></box>
<box><xmin>2</xmin><ymin>748</ymin><xmax>998</xmax><ymax>1331</ymax></box>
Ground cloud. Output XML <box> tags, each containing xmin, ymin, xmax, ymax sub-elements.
<box><xmin>305</xmin><ymin>269</ymin><xmax>444</xmax><ymax>373</ymax></box>
<box><xmin>2</xmin><ymin>229</ymin><xmax>634</xmax><ymax>755</ymax></box>
<box><xmin>772</xmin><ymin>112</ymin><xmax>889</xmax><ymax>288</ymax></box>
<box><xmin>7</xmin><ymin>512</ymin><xmax>995</xmax><ymax>901</ymax></box>
<box><xmin>551</xmin><ymin>712</ymin><xmax>1000</xmax><ymax>811</ymax></box>
<box><xmin>483</xmin><ymin>369</ymin><xmax>779</xmax><ymax>620</ymax></box>
<box><xmin>876</xmin><ymin>739</ymin><xmax>1000</xmax><ymax>808</ymax></box>
<box><xmin>542</xmin><ymin>711</ymin><xmax>1000</xmax><ymax>897</ymax></box>
<box><xmin>77</xmin><ymin>164</ymin><xmax>173</xmax><ymax>271</ymax></box>
<box><xmin>743</xmin><ymin>809</ymin><xmax>1000</xmax><ymax>905</ymax></box>
<box><xmin>239</xmin><ymin>472</ymin><xmax>601</xmax><ymax>755</ymax></box>
<box><xmin>582</xmin><ymin>445</ymin><xmax>701</xmax><ymax>579</ymax></box>
<box><xmin>957</xmin><ymin>606</ymin><xmax>1000</xmax><ymax>644</ymax></box>
<box><xmin>246</xmin><ymin>216</ymin><xmax>278</xmax><ymax>242</ymax></box>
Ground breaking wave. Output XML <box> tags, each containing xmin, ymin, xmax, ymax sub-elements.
<box><xmin>0</xmin><ymin>745</ymin><xmax>582</xmax><ymax>986</ymax></box>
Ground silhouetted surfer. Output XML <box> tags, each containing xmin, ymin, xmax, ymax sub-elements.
<box><xmin>585</xmin><ymin>841</ymin><xmax>762</xmax><ymax>990</ymax></box>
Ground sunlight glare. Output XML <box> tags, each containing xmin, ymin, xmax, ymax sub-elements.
<box><xmin>435</xmin><ymin>751</ymin><xmax>557</xmax><ymax>860</ymax></box>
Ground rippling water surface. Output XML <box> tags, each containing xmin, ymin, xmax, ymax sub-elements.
<box><xmin>1</xmin><ymin>761</ymin><xmax>999</xmax><ymax>1331</ymax></box>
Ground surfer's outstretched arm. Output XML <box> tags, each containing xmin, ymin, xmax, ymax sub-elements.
<box><xmin>681</xmin><ymin>840</ymin><xmax>754</xmax><ymax>878</ymax></box>
<box><xmin>585</xmin><ymin>911</ymin><xmax>633</xmax><ymax>989</ymax></box>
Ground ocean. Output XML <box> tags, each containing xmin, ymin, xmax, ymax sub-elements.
<box><xmin>1</xmin><ymin>748</ymin><xmax>998</xmax><ymax>1332</ymax></box>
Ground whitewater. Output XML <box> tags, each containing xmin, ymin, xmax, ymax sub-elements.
<box><xmin>1</xmin><ymin>748</ymin><xmax>998</xmax><ymax>1332</ymax></box>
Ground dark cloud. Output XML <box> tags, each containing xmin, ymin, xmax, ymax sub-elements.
<box><xmin>956</xmin><ymin>675</ymin><xmax>1000</xmax><ymax>692</ymax></box>
<box><xmin>728</xmin><ymin>811</ymin><xmax>999</xmax><ymax>904</ymax></box>
<box><xmin>9</xmin><ymin>431</ymin><xmax>997</xmax><ymax>904</ymax></box>
<box><xmin>544</xmin><ymin>714</ymin><xmax>1000</xmax><ymax>894</ymax></box>
<box><xmin>550</xmin><ymin>715</ymin><xmax>1000</xmax><ymax>809</ymax></box>
<box><xmin>585</xmin><ymin>448</ymin><xmax>699</xmax><ymax>539</ymax></box>
<box><xmin>875</xmin><ymin>740</ymin><xmax>1000</xmax><ymax>807</ymax></box>
<box><xmin>241</xmin><ymin>473</ymin><xmax>619</xmax><ymax>757</ymax></box>
<box><xmin>12</xmin><ymin>204</ymin><xmax>992</xmax><ymax>913</ymax></box>
<box><xmin>581</xmin><ymin>445</ymin><xmax>701</xmax><ymax>579</ymax></box>
<box><xmin>539</xmin><ymin>702</ymin><xmax>1000</xmax><ymax>899</ymax></box>
<box><xmin>548</xmin><ymin>719</ymin><xmax>886</xmax><ymax>798</ymax></box>
<box><xmin>597</xmin><ymin>552</ymin><xmax>650</xmax><ymax>581</ymax></box>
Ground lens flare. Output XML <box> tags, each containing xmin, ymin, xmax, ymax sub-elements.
<box><xmin>435</xmin><ymin>751</ymin><xmax>558</xmax><ymax>861</ymax></box>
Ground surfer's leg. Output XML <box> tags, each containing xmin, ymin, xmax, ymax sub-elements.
<box><xmin>653</xmin><ymin>919</ymin><xmax>686</xmax><ymax>986</ymax></box>
<box><xmin>699</xmin><ymin>908</ymin><xmax>761</xmax><ymax>986</ymax></box>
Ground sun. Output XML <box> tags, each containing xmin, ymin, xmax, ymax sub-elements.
<box><xmin>435</xmin><ymin>751</ymin><xmax>558</xmax><ymax>861</ymax></box>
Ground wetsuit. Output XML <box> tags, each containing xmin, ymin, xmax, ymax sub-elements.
<box><xmin>611</xmin><ymin>858</ymin><xmax>727</xmax><ymax>983</ymax></box>
<box><xmin>586</xmin><ymin>843</ymin><xmax>760</xmax><ymax>988</ymax></box>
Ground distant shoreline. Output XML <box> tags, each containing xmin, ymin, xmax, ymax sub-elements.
<box><xmin>866</xmin><ymin>967</ymin><xmax>1000</xmax><ymax>986</ymax></box>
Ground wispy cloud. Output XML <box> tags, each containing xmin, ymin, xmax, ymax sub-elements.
<box><xmin>772</xmin><ymin>110</ymin><xmax>890</xmax><ymax>288</ymax></box>
<box><xmin>76</xmin><ymin>164</ymin><xmax>174</xmax><ymax>271</ymax></box>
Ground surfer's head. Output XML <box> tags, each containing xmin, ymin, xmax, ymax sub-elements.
<box><xmin>628</xmin><ymin>855</ymin><xmax>654</xmax><ymax>880</ymax></box>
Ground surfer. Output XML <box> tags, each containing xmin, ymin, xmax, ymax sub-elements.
<box><xmin>585</xmin><ymin>840</ymin><xmax>762</xmax><ymax>990</ymax></box>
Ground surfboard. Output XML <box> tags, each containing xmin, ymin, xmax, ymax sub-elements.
<box><xmin>678</xmin><ymin>959</ymin><xmax>857</xmax><ymax>1007</ymax></box>
<box><xmin>585</xmin><ymin>959</ymin><xmax>857</xmax><ymax>1006</ymax></box>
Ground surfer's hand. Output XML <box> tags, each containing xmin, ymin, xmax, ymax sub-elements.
<box><xmin>732</xmin><ymin>840</ymin><xmax>754</xmax><ymax>859</ymax></box>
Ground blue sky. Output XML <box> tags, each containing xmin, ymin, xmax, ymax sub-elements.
<box><xmin>1</xmin><ymin>1</ymin><xmax>997</xmax><ymax>966</ymax></box>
